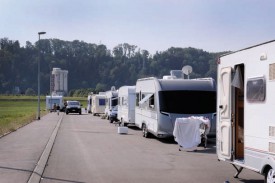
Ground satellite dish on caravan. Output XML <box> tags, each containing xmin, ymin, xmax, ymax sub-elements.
<box><xmin>182</xmin><ymin>65</ymin><xmax>193</xmax><ymax>79</ymax></box>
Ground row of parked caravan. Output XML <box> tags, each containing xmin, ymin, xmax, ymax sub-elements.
<box><xmin>87</xmin><ymin>73</ymin><xmax>217</xmax><ymax>138</ymax></box>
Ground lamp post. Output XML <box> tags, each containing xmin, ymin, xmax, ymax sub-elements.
<box><xmin>37</xmin><ymin>31</ymin><xmax>46</xmax><ymax>120</ymax></box>
<box><xmin>50</xmin><ymin>62</ymin><xmax>54</xmax><ymax>112</ymax></box>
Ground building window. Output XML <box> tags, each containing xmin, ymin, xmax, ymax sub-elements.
<box><xmin>246</xmin><ymin>77</ymin><xmax>266</xmax><ymax>102</ymax></box>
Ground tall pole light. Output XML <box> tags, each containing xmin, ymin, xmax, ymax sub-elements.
<box><xmin>37</xmin><ymin>31</ymin><xmax>46</xmax><ymax>120</ymax></box>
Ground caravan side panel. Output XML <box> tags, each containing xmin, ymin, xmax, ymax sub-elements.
<box><xmin>92</xmin><ymin>95</ymin><xmax>106</xmax><ymax>114</ymax></box>
<box><xmin>128</xmin><ymin>91</ymin><xmax>136</xmax><ymax>123</ymax></box>
<box><xmin>135</xmin><ymin>78</ymin><xmax>158</xmax><ymax>134</ymax></box>
<box><xmin>217</xmin><ymin>40</ymin><xmax>275</xmax><ymax>181</ymax></box>
<box><xmin>117</xmin><ymin>86</ymin><xmax>136</xmax><ymax>124</ymax></box>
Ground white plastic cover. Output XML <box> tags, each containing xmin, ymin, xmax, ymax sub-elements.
<box><xmin>173</xmin><ymin>117</ymin><xmax>210</xmax><ymax>149</ymax></box>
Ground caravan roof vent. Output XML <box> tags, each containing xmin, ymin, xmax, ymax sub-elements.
<box><xmin>170</xmin><ymin>70</ymin><xmax>184</xmax><ymax>79</ymax></box>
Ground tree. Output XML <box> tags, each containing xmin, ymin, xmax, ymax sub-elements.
<box><xmin>0</xmin><ymin>37</ymin><xmax>225</xmax><ymax>95</ymax></box>
<box><xmin>95</xmin><ymin>83</ymin><xmax>107</xmax><ymax>93</ymax></box>
<box><xmin>25</xmin><ymin>88</ymin><xmax>36</xmax><ymax>96</ymax></box>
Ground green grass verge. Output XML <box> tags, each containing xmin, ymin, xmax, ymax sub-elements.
<box><xmin>0</xmin><ymin>99</ymin><xmax>46</xmax><ymax>136</ymax></box>
<box><xmin>0</xmin><ymin>95</ymin><xmax>86</xmax><ymax>136</ymax></box>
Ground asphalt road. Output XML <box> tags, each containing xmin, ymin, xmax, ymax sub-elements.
<box><xmin>39</xmin><ymin>112</ymin><xmax>263</xmax><ymax>183</ymax></box>
<box><xmin>0</xmin><ymin>111</ymin><xmax>264</xmax><ymax>183</ymax></box>
<box><xmin>0</xmin><ymin>112</ymin><xmax>62</xmax><ymax>183</ymax></box>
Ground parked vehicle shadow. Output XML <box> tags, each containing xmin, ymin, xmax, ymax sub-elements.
<box><xmin>65</xmin><ymin>113</ymin><xmax>83</xmax><ymax>115</ymax></box>
<box><xmin>127</xmin><ymin>125</ymin><xmax>142</xmax><ymax>131</ymax></box>
<box><xmin>238</xmin><ymin>178</ymin><xmax>264</xmax><ymax>183</ymax></box>
<box><xmin>157</xmin><ymin>136</ymin><xmax>178</xmax><ymax>144</ymax></box>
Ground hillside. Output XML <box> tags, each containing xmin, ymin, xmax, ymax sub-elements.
<box><xmin>0</xmin><ymin>38</ymin><xmax>228</xmax><ymax>96</ymax></box>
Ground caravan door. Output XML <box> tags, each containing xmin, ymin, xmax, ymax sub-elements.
<box><xmin>218</xmin><ymin>67</ymin><xmax>232</xmax><ymax>160</ymax></box>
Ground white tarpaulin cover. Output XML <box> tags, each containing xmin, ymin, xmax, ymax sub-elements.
<box><xmin>173</xmin><ymin>116</ymin><xmax>210</xmax><ymax>149</ymax></box>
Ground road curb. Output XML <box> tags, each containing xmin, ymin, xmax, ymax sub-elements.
<box><xmin>27</xmin><ymin>113</ymin><xmax>63</xmax><ymax>183</ymax></box>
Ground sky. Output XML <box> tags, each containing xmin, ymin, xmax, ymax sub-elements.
<box><xmin>1</xmin><ymin>0</ymin><xmax>275</xmax><ymax>54</ymax></box>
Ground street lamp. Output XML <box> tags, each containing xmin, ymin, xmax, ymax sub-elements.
<box><xmin>37</xmin><ymin>31</ymin><xmax>46</xmax><ymax>120</ymax></box>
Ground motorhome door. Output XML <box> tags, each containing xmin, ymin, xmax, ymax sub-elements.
<box><xmin>218</xmin><ymin>67</ymin><xmax>232</xmax><ymax>160</ymax></box>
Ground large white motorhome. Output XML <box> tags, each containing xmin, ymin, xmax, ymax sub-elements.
<box><xmin>135</xmin><ymin>76</ymin><xmax>216</xmax><ymax>138</ymax></box>
<box><xmin>117</xmin><ymin>85</ymin><xmax>136</xmax><ymax>126</ymax></box>
<box><xmin>91</xmin><ymin>93</ymin><xmax>106</xmax><ymax>116</ymax></box>
<box><xmin>104</xmin><ymin>89</ymin><xmax>118</xmax><ymax>119</ymax></box>
<box><xmin>217</xmin><ymin>40</ymin><xmax>275</xmax><ymax>182</ymax></box>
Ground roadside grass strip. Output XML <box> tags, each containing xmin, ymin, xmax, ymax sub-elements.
<box><xmin>0</xmin><ymin>99</ymin><xmax>46</xmax><ymax>136</ymax></box>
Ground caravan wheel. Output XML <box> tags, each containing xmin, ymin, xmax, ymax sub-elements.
<box><xmin>265</xmin><ymin>168</ymin><xmax>275</xmax><ymax>183</ymax></box>
<box><xmin>142</xmin><ymin>124</ymin><xmax>149</xmax><ymax>138</ymax></box>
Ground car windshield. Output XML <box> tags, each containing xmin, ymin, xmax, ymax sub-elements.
<box><xmin>68</xmin><ymin>101</ymin><xmax>80</xmax><ymax>105</ymax></box>
<box><xmin>159</xmin><ymin>90</ymin><xmax>216</xmax><ymax>114</ymax></box>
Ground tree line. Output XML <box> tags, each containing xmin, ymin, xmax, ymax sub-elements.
<box><xmin>0</xmin><ymin>37</ymin><xmax>228</xmax><ymax>96</ymax></box>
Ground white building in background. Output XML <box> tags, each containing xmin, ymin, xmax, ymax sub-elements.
<box><xmin>50</xmin><ymin>68</ymin><xmax>68</xmax><ymax>96</ymax></box>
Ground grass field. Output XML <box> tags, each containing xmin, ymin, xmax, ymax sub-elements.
<box><xmin>0</xmin><ymin>96</ymin><xmax>86</xmax><ymax>136</ymax></box>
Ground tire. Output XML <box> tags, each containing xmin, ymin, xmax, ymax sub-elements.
<box><xmin>66</xmin><ymin>111</ymin><xmax>68</xmax><ymax>115</ymax></box>
<box><xmin>142</xmin><ymin>124</ymin><xmax>149</xmax><ymax>138</ymax></box>
<box><xmin>110</xmin><ymin>119</ymin><xmax>113</xmax><ymax>123</ymax></box>
<box><xmin>265</xmin><ymin>168</ymin><xmax>275</xmax><ymax>183</ymax></box>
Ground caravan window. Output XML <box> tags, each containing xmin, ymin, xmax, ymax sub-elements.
<box><xmin>149</xmin><ymin>94</ymin><xmax>155</xmax><ymax>109</ymax></box>
<box><xmin>246</xmin><ymin>77</ymin><xmax>266</xmax><ymax>102</ymax></box>
<box><xmin>49</xmin><ymin>99</ymin><xmax>61</xmax><ymax>105</ymax></box>
<box><xmin>159</xmin><ymin>90</ymin><xmax>216</xmax><ymax>114</ymax></box>
<box><xmin>111</xmin><ymin>97</ymin><xmax>118</xmax><ymax>107</ymax></box>
<box><xmin>136</xmin><ymin>93</ymin><xmax>139</xmax><ymax>106</ymax></box>
<box><xmin>99</xmin><ymin>99</ymin><xmax>106</xmax><ymax>106</ymax></box>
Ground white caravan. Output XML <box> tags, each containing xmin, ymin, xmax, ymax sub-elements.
<box><xmin>135</xmin><ymin>76</ymin><xmax>216</xmax><ymax>138</ymax></box>
<box><xmin>117</xmin><ymin>85</ymin><xmax>136</xmax><ymax>126</ymax></box>
<box><xmin>104</xmin><ymin>90</ymin><xmax>118</xmax><ymax>119</ymax></box>
<box><xmin>217</xmin><ymin>40</ymin><xmax>275</xmax><ymax>182</ymax></box>
<box><xmin>46</xmin><ymin>95</ymin><xmax>64</xmax><ymax>111</ymax></box>
<box><xmin>91</xmin><ymin>94</ymin><xmax>106</xmax><ymax>116</ymax></box>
